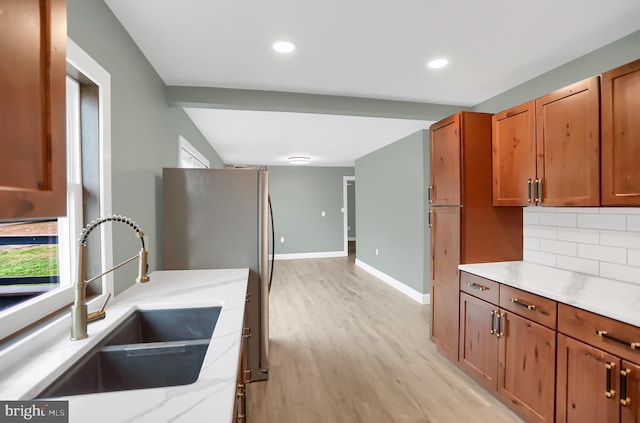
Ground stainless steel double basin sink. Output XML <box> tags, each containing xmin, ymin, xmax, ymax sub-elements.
<box><xmin>36</xmin><ymin>307</ymin><xmax>221</xmax><ymax>398</ymax></box>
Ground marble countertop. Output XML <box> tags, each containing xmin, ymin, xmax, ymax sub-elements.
<box><xmin>0</xmin><ymin>268</ymin><xmax>249</xmax><ymax>423</ymax></box>
<box><xmin>459</xmin><ymin>261</ymin><xmax>640</xmax><ymax>327</ymax></box>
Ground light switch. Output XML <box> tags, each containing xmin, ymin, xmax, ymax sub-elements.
<box><xmin>280</xmin><ymin>237</ymin><xmax>285</xmax><ymax>243</ymax></box>
<box><xmin>321</xmin><ymin>211</ymin><xmax>326</xmax><ymax>217</ymax></box>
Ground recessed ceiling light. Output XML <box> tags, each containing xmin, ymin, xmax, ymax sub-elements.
<box><xmin>273</xmin><ymin>41</ymin><xmax>296</xmax><ymax>53</ymax></box>
<box><xmin>287</xmin><ymin>156</ymin><xmax>310</xmax><ymax>165</ymax></box>
<box><xmin>427</xmin><ymin>58</ymin><xmax>449</xmax><ymax>69</ymax></box>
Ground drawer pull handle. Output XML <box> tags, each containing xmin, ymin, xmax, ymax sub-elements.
<box><xmin>606</xmin><ymin>362</ymin><xmax>616</xmax><ymax>399</ymax></box>
<box><xmin>428</xmin><ymin>185</ymin><xmax>433</xmax><ymax>204</ymax></box>
<box><xmin>467</xmin><ymin>282</ymin><xmax>489</xmax><ymax>291</ymax></box>
<box><xmin>428</xmin><ymin>209</ymin><xmax>433</xmax><ymax>228</ymax></box>
<box><xmin>510</xmin><ymin>298</ymin><xmax>536</xmax><ymax>311</ymax></box>
<box><xmin>490</xmin><ymin>310</ymin><xmax>496</xmax><ymax>335</ymax></box>
<box><xmin>596</xmin><ymin>330</ymin><xmax>640</xmax><ymax>350</ymax></box>
<box><xmin>621</xmin><ymin>368</ymin><xmax>631</xmax><ymax>406</ymax></box>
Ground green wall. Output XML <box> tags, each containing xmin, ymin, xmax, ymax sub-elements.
<box><xmin>474</xmin><ymin>29</ymin><xmax>640</xmax><ymax>113</ymax></box>
<box><xmin>355</xmin><ymin>130</ymin><xmax>429</xmax><ymax>294</ymax></box>
<box><xmin>347</xmin><ymin>182</ymin><xmax>356</xmax><ymax>239</ymax></box>
<box><xmin>67</xmin><ymin>0</ymin><xmax>224</xmax><ymax>294</ymax></box>
<box><xmin>269</xmin><ymin>166</ymin><xmax>354</xmax><ymax>256</ymax></box>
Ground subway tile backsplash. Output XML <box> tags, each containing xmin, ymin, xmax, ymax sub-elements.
<box><xmin>523</xmin><ymin>207</ymin><xmax>640</xmax><ymax>283</ymax></box>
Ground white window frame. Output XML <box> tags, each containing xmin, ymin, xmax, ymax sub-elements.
<box><xmin>178</xmin><ymin>135</ymin><xmax>210</xmax><ymax>168</ymax></box>
<box><xmin>0</xmin><ymin>38</ymin><xmax>113</xmax><ymax>340</ymax></box>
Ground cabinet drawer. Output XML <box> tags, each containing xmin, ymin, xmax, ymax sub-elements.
<box><xmin>499</xmin><ymin>285</ymin><xmax>557</xmax><ymax>329</ymax></box>
<box><xmin>460</xmin><ymin>272</ymin><xmax>499</xmax><ymax>304</ymax></box>
<box><xmin>559</xmin><ymin>303</ymin><xmax>640</xmax><ymax>364</ymax></box>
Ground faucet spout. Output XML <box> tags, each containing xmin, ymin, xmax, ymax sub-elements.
<box><xmin>70</xmin><ymin>215</ymin><xmax>150</xmax><ymax>340</ymax></box>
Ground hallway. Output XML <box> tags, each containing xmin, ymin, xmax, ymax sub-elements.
<box><xmin>247</xmin><ymin>256</ymin><xmax>523</xmax><ymax>422</ymax></box>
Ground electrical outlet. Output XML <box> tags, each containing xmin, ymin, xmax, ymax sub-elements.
<box><xmin>375</xmin><ymin>248</ymin><xmax>379</xmax><ymax>256</ymax></box>
<box><xmin>321</xmin><ymin>211</ymin><xmax>326</xmax><ymax>217</ymax></box>
<box><xmin>280</xmin><ymin>237</ymin><xmax>285</xmax><ymax>243</ymax></box>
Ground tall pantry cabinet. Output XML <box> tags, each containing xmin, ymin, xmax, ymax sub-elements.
<box><xmin>429</xmin><ymin>112</ymin><xmax>522</xmax><ymax>362</ymax></box>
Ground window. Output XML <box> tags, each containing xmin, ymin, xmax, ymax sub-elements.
<box><xmin>178</xmin><ymin>135</ymin><xmax>210</xmax><ymax>168</ymax></box>
<box><xmin>0</xmin><ymin>39</ymin><xmax>113</xmax><ymax>341</ymax></box>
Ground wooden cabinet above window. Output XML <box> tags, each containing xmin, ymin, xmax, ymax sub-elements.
<box><xmin>0</xmin><ymin>0</ymin><xmax>67</xmax><ymax>220</ymax></box>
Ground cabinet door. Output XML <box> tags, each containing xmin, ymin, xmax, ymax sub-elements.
<box><xmin>492</xmin><ymin>101</ymin><xmax>536</xmax><ymax>206</ymax></box>
<box><xmin>498</xmin><ymin>311</ymin><xmax>555</xmax><ymax>423</ymax></box>
<box><xmin>556</xmin><ymin>334</ymin><xmax>620</xmax><ymax>423</ymax></box>
<box><xmin>602</xmin><ymin>59</ymin><xmax>640</xmax><ymax>205</ymax></box>
<box><xmin>535</xmin><ymin>77</ymin><xmax>600</xmax><ymax>206</ymax></box>
<box><xmin>430</xmin><ymin>207</ymin><xmax>460</xmax><ymax>362</ymax></box>
<box><xmin>459</xmin><ymin>292</ymin><xmax>498</xmax><ymax>392</ymax></box>
<box><xmin>621</xmin><ymin>359</ymin><xmax>640</xmax><ymax>423</ymax></box>
<box><xmin>430</xmin><ymin>114</ymin><xmax>461</xmax><ymax>206</ymax></box>
<box><xmin>0</xmin><ymin>0</ymin><xmax>67</xmax><ymax>219</ymax></box>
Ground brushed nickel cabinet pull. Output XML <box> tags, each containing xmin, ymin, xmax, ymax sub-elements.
<box><xmin>428</xmin><ymin>185</ymin><xmax>433</xmax><ymax>203</ymax></box>
<box><xmin>428</xmin><ymin>209</ymin><xmax>433</xmax><ymax>228</ymax></box>
<box><xmin>596</xmin><ymin>330</ymin><xmax>640</xmax><ymax>351</ymax></box>
<box><xmin>621</xmin><ymin>368</ymin><xmax>631</xmax><ymax>406</ymax></box>
<box><xmin>510</xmin><ymin>298</ymin><xmax>536</xmax><ymax>311</ymax></box>
<box><xmin>527</xmin><ymin>179</ymin><xmax>533</xmax><ymax>203</ymax></box>
<box><xmin>606</xmin><ymin>362</ymin><xmax>616</xmax><ymax>399</ymax></box>
<box><xmin>490</xmin><ymin>310</ymin><xmax>496</xmax><ymax>335</ymax></box>
<box><xmin>467</xmin><ymin>282</ymin><xmax>489</xmax><ymax>291</ymax></box>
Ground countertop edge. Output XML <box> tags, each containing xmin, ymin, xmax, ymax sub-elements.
<box><xmin>459</xmin><ymin>261</ymin><xmax>640</xmax><ymax>327</ymax></box>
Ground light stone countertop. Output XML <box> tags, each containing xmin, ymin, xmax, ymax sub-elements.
<box><xmin>0</xmin><ymin>268</ymin><xmax>249</xmax><ymax>423</ymax></box>
<box><xmin>459</xmin><ymin>261</ymin><xmax>640</xmax><ymax>327</ymax></box>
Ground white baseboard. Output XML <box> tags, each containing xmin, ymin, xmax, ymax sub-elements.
<box><xmin>355</xmin><ymin>259</ymin><xmax>430</xmax><ymax>304</ymax></box>
<box><xmin>273</xmin><ymin>251</ymin><xmax>347</xmax><ymax>260</ymax></box>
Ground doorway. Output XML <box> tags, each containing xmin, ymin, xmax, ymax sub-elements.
<box><xmin>343</xmin><ymin>176</ymin><xmax>356</xmax><ymax>258</ymax></box>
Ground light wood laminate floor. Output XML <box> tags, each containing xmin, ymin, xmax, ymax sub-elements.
<box><xmin>248</xmin><ymin>255</ymin><xmax>524</xmax><ymax>423</ymax></box>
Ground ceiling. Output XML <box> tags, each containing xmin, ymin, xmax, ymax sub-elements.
<box><xmin>104</xmin><ymin>0</ymin><xmax>640</xmax><ymax>166</ymax></box>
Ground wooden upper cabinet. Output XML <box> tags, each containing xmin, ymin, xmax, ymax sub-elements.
<box><xmin>430</xmin><ymin>115</ymin><xmax>461</xmax><ymax>206</ymax></box>
<box><xmin>493</xmin><ymin>77</ymin><xmax>600</xmax><ymax>207</ymax></box>
<box><xmin>536</xmin><ymin>76</ymin><xmax>600</xmax><ymax>206</ymax></box>
<box><xmin>602</xmin><ymin>59</ymin><xmax>640</xmax><ymax>205</ymax></box>
<box><xmin>0</xmin><ymin>0</ymin><xmax>67</xmax><ymax>220</ymax></box>
<box><xmin>492</xmin><ymin>101</ymin><xmax>536</xmax><ymax>206</ymax></box>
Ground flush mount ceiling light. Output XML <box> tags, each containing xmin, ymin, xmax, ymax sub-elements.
<box><xmin>427</xmin><ymin>58</ymin><xmax>449</xmax><ymax>69</ymax></box>
<box><xmin>287</xmin><ymin>156</ymin><xmax>311</xmax><ymax>165</ymax></box>
<box><xmin>273</xmin><ymin>41</ymin><xmax>296</xmax><ymax>53</ymax></box>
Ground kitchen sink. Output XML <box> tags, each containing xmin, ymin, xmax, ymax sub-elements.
<box><xmin>35</xmin><ymin>306</ymin><xmax>221</xmax><ymax>398</ymax></box>
<box><xmin>103</xmin><ymin>307</ymin><xmax>221</xmax><ymax>345</ymax></box>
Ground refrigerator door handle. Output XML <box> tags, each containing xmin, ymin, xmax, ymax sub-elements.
<box><xmin>259</xmin><ymin>168</ymin><xmax>270</xmax><ymax>375</ymax></box>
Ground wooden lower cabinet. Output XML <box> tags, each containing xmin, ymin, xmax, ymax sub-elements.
<box><xmin>556</xmin><ymin>334</ymin><xmax>621</xmax><ymax>423</ymax></box>
<box><xmin>498</xmin><ymin>311</ymin><xmax>556</xmax><ymax>423</ymax></box>
<box><xmin>431</xmin><ymin>282</ymin><xmax>459</xmax><ymax>362</ymax></box>
<box><xmin>234</xmin><ymin>314</ymin><xmax>250</xmax><ymax>422</ymax></box>
<box><xmin>459</xmin><ymin>291</ymin><xmax>555</xmax><ymax>423</ymax></box>
<box><xmin>430</xmin><ymin>207</ymin><xmax>461</xmax><ymax>362</ymax></box>
<box><xmin>459</xmin><ymin>292</ymin><xmax>499</xmax><ymax>391</ymax></box>
<box><xmin>556</xmin><ymin>304</ymin><xmax>640</xmax><ymax>423</ymax></box>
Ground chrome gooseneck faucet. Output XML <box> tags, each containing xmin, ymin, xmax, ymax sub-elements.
<box><xmin>70</xmin><ymin>215</ymin><xmax>150</xmax><ymax>340</ymax></box>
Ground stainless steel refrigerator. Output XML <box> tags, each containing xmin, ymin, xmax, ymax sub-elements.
<box><xmin>162</xmin><ymin>167</ymin><xmax>271</xmax><ymax>381</ymax></box>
